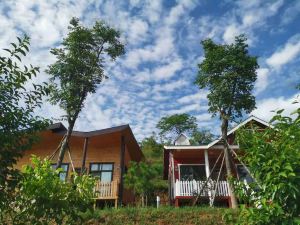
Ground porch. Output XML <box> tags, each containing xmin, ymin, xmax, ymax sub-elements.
<box><xmin>174</xmin><ymin>179</ymin><xmax>230</xmax><ymax>197</ymax></box>
<box><xmin>94</xmin><ymin>180</ymin><xmax>119</xmax><ymax>208</ymax></box>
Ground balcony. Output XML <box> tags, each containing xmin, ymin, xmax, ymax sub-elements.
<box><xmin>174</xmin><ymin>179</ymin><xmax>230</xmax><ymax>197</ymax></box>
<box><xmin>94</xmin><ymin>180</ymin><xmax>118</xmax><ymax>200</ymax></box>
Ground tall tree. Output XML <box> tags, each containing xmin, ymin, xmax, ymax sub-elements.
<box><xmin>156</xmin><ymin>113</ymin><xmax>197</xmax><ymax>140</ymax></box>
<box><xmin>195</xmin><ymin>35</ymin><xmax>258</xmax><ymax>208</ymax></box>
<box><xmin>47</xmin><ymin>18</ymin><xmax>125</xmax><ymax>168</ymax></box>
<box><xmin>0</xmin><ymin>36</ymin><xmax>49</xmax><ymax>218</ymax></box>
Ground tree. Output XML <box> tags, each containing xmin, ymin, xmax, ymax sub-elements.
<box><xmin>190</xmin><ymin>129</ymin><xmax>214</xmax><ymax>145</ymax></box>
<box><xmin>231</xmin><ymin>108</ymin><xmax>300</xmax><ymax>224</ymax></box>
<box><xmin>195</xmin><ymin>35</ymin><xmax>258</xmax><ymax>208</ymax></box>
<box><xmin>141</xmin><ymin>136</ymin><xmax>164</xmax><ymax>162</ymax></box>
<box><xmin>47</xmin><ymin>18</ymin><xmax>125</xmax><ymax>168</ymax></box>
<box><xmin>140</xmin><ymin>136</ymin><xmax>168</xmax><ymax>194</ymax></box>
<box><xmin>156</xmin><ymin>113</ymin><xmax>197</xmax><ymax>140</ymax></box>
<box><xmin>124</xmin><ymin>161</ymin><xmax>157</xmax><ymax>207</ymax></box>
<box><xmin>0</xmin><ymin>36</ymin><xmax>49</xmax><ymax>220</ymax></box>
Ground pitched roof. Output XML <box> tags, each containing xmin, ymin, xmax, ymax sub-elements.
<box><xmin>206</xmin><ymin>115</ymin><xmax>273</xmax><ymax>148</ymax></box>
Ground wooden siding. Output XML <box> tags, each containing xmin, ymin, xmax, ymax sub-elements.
<box><xmin>14</xmin><ymin>129</ymin><xmax>141</xmax><ymax>205</ymax></box>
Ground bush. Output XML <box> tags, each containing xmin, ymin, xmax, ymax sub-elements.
<box><xmin>4</xmin><ymin>156</ymin><xmax>96</xmax><ymax>224</ymax></box>
<box><xmin>229</xmin><ymin>108</ymin><xmax>300</xmax><ymax>224</ymax></box>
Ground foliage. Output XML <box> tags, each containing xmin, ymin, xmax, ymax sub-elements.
<box><xmin>141</xmin><ymin>136</ymin><xmax>164</xmax><ymax>163</ymax></box>
<box><xmin>0</xmin><ymin>36</ymin><xmax>49</xmax><ymax>221</ymax></box>
<box><xmin>139</xmin><ymin>136</ymin><xmax>168</xmax><ymax>200</ymax></box>
<box><xmin>231</xmin><ymin>108</ymin><xmax>300</xmax><ymax>224</ymax></box>
<box><xmin>156</xmin><ymin>113</ymin><xmax>197</xmax><ymax>140</ymax></box>
<box><xmin>190</xmin><ymin>129</ymin><xmax>214</xmax><ymax>145</ymax></box>
<box><xmin>81</xmin><ymin>206</ymin><xmax>237</xmax><ymax>225</ymax></box>
<box><xmin>124</xmin><ymin>161</ymin><xmax>158</xmax><ymax>206</ymax></box>
<box><xmin>195</xmin><ymin>34</ymin><xmax>258</xmax><ymax>120</ymax></box>
<box><xmin>46</xmin><ymin>17</ymin><xmax>125</xmax><ymax>167</ymax></box>
<box><xmin>4</xmin><ymin>156</ymin><xmax>96</xmax><ymax>224</ymax></box>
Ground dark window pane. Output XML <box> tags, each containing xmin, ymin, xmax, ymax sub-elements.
<box><xmin>237</xmin><ymin>165</ymin><xmax>254</xmax><ymax>183</ymax></box>
<box><xmin>180</xmin><ymin>165</ymin><xmax>206</xmax><ymax>181</ymax></box>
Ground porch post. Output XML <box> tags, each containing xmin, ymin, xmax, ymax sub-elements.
<box><xmin>204</xmin><ymin>149</ymin><xmax>213</xmax><ymax>205</ymax></box>
<box><xmin>204</xmin><ymin>149</ymin><xmax>210</xmax><ymax>177</ymax></box>
<box><xmin>118</xmin><ymin>135</ymin><xmax>126</xmax><ymax>207</ymax></box>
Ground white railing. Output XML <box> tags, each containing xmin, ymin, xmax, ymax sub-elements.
<box><xmin>175</xmin><ymin>179</ymin><xmax>229</xmax><ymax>197</ymax></box>
<box><xmin>94</xmin><ymin>180</ymin><xmax>118</xmax><ymax>199</ymax></box>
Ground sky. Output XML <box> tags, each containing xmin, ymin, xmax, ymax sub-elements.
<box><xmin>0</xmin><ymin>0</ymin><xmax>300</xmax><ymax>140</ymax></box>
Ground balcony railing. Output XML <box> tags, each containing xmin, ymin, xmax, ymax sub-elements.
<box><xmin>175</xmin><ymin>179</ymin><xmax>229</xmax><ymax>197</ymax></box>
<box><xmin>94</xmin><ymin>180</ymin><xmax>118</xmax><ymax>199</ymax></box>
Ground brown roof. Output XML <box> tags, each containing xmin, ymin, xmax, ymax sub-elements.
<box><xmin>48</xmin><ymin>123</ymin><xmax>143</xmax><ymax>161</ymax></box>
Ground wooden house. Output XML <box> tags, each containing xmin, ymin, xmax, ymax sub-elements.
<box><xmin>163</xmin><ymin>116</ymin><xmax>271</xmax><ymax>207</ymax></box>
<box><xmin>14</xmin><ymin>123</ymin><xmax>143</xmax><ymax>207</ymax></box>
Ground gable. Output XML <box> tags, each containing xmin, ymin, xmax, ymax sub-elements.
<box><xmin>174</xmin><ymin>134</ymin><xmax>190</xmax><ymax>145</ymax></box>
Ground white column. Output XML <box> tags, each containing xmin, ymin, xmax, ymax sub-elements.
<box><xmin>204</xmin><ymin>149</ymin><xmax>213</xmax><ymax>206</ymax></box>
<box><xmin>204</xmin><ymin>149</ymin><xmax>210</xmax><ymax>178</ymax></box>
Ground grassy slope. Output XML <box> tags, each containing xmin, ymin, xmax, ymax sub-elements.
<box><xmin>82</xmin><ymin>207</ymin><xmax>237</xmax><ymax>225</ymax></box>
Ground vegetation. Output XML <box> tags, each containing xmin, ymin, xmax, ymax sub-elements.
<box><xmin>124</xmin><ymin>136</ymin><xmax>167</xmax><ymax>206</ymax></box>
<box><xmin>0</xmin><ymin>36</ymin><xmax>50</xmax><ymax>221</ymax></box>
<box><xmin>3</xmin><ymin>156</ymin><xmax>96</xmax><ymax>224</ymax></box>
<box><xmin>195</xmin><ymin>34</ymin><xmax>258</xmax><ymax>208</ymax></box>
<box><xmin>190</xmin><ymin>129</ymin><xmax>214</xmax><ymax>145</ymax></box>
<box><xmin>82</xmin><ymin>207</ymin><xmax>237</xmax><ymax>225</ymax></box>
<box><xmin>47</xmin><ymin>18</ymin><xmax>125</xmax><ymax>168</ymax></box>
<box><xmin>156</xmin><ymin>113</ymin><xmax>197</xmax><ymax>140</ymax></box>
<box><xmin>229</xmin><ymin>108</ymin><xmax>300</xmax><ymax>224</ymax></box>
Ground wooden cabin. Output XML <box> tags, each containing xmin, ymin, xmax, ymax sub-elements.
<box><xmin>163</xmin><ymin>116</ymin><xmax>271</xmax><ymax>207</ymax></box>
<box><xmin>14</xmin><ymin>123</ymin><xmax>143</xmax><ymax>207</ymax></box>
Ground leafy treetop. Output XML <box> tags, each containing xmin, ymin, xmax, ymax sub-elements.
<box><xmin>195</xmin><ymin>34</ymin><xmax>258</xmax><ymax>121</ymax></box>
<box><xmin>156</xmin><ymin>113</ymin><xmax>197</xmax><ymax>139</ymax></box>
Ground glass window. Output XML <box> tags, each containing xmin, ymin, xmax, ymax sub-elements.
<box><xmin>90</xmin><ymin>163</ymin><xmax>114</xmax><ymax>182</ymax></box>
<box><xmin>236</xmin><ymin>165</ymin><xmax>254</xmax><ymax>183</ymax></box>
<box><xmin>180</xmin><ymin>165</ymin><xmax>206</xmax><ymax>181</ymax></box>
<box><xmin>51</xmin><ymin>164</ymin><xmax>69</xmax><ymax>181</ymax></box>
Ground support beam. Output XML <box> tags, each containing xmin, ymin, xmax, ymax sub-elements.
<box><xmin>81</xmin><ymin>137</ymin><xmax>89</xmax><ymax>174</ymax></box>
<box><xmin>118</xmin><ymin>135</ymin><xmax>126</xmax><ymax>207</ymax></box>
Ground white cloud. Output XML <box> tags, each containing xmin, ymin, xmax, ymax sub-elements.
<box><xmin>153</xmin><ymin>79</ymin><xmax>188</xmax><ymax>92</ymax></box>
<box><xmin>223</xmin><ymin>24</ymin><xmax>240</xmax><ymax>44</ymax></box>
<box><xmin>266</xmin><ymin>35</ymin><xmax>300</xmax><ymax>70</ymax></box>
<box><xmin>255</xmin><ymin>68</ymin><xmax>270</xmax><ymax>95</ymax></box>
<box><xmin>252</xmin><ymin>94</ymin><xmax>300</xmax><ymax>121</ymax></box>
<box><xmin>153</xmin><ymin>59</ymin><xmax>183</xmax><ymax>80</ymax></box>
<box><xmin>177</xmin><ymin>91</ymin><xmax>208</xmax><ymax>104</ymax></box>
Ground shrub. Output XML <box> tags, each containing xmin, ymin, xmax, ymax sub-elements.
<box><xmin>5</xmin><ymin>156</ymin><xmax>95</xmax><ymax>224</ymax></box>
<box><xmin>229</xmin><ymin>108</ymin><xmax>300</xmax><ymax>224</ymax></box>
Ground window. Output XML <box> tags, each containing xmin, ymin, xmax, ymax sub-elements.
<box><xmin>90</xmin><ymin>163</ymin><xmax>114</xmax><ymax>182</ymax></box>
<box><xmin>51</xmin><ymin>164</ymin><xmax>69</xmax><ymax>181</ymax></box>
<box><xmin>179</xmin><ymin>165</ymin><xmax>206</xmax><ymax>181</ymax></box>
<box><xmin>236</xmin><ymin>164</ymin><xmax>254</xmax><ymax>183</ymax></box>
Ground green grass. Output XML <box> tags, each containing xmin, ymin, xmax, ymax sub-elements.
<box><xmin>81</xmin><ymin>206</ymin><xmax>238</xmax><ymax>225</ymax></box>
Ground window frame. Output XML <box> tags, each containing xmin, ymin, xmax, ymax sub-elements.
<box><xmin>51</xmin><ymin>163</ymin><xmax>69</xmax><ymax>181</ymax></box>
<box><xmin>178</xmin><ymin>164</ymin><xmax>207</xmax><ymax>181</ymax></box>
<box><xmin>89</xmin><ymin>162</ymin><xmax>114</xmax><ymax>182</ymax></box>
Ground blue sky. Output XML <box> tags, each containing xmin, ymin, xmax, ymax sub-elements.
<box><xmin>1</xmin><ymin>0</ymin><xmax>299</xmax><ymax>140</ymax></box>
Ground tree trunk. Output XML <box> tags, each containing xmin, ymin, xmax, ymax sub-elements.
<box><xmin>221</xmin><ymin>116</ymin><xmax>238</xmax><ymax>209</ymax></box>
<box><xmin>56</xmin><ymin>120</ymin><xmax>75</xmax><ymax>168</ymax></box>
